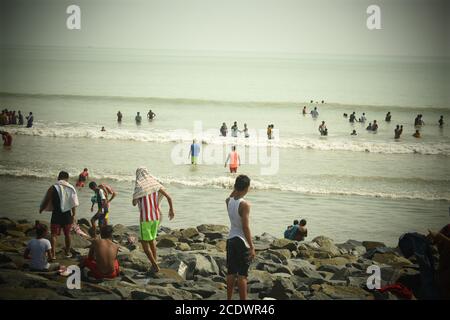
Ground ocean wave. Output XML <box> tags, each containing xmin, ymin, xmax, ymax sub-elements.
<box><xmin>1</xmin><ymin>91</ymin><xmax>449</xmax><ymax>111</ymax></box>
<box><xmin>7</xmin><ymin>125</ymin><xmax>450</xmax><ymax>156</ymax></box>
<box><xmin>0</xmin><ymin>168</ymin><xmax>448</xmax><ymax>201</ymax></box>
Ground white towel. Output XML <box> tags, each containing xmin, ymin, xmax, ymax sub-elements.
<box><xmin>54</xmin><ymin>180</ymin><xmax>79</xmax><ymax>212</ymax></box>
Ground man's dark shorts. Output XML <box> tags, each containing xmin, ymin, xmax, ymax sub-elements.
<box><xmin>226</xmin><ymin>237</ymin><xmax>250</xmax><ymax>277</ymax></box>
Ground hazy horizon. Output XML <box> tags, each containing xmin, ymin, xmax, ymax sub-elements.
<box><xmin>1</xmin><ymin>0</ymin><xmax>449</xmax><ymax>58</ymax></box>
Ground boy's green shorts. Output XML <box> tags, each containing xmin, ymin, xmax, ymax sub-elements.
<box><xmin>139</xmin><ymin>220</ymin><xmax>160</xmax><ymax>241</ymax></box>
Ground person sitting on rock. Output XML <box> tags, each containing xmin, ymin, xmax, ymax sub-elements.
<box><xmin>284</xmin><ymin>220</ymin><xmax>299</xmax><ymax>240</ymax></box>
<box><xmin>80</xmin><ymin>225</ymin><xmax>120</xmax><ymax>279</ymax></box>
<box><xmin>24</xmin><ymin>223</ymin><xmax>60</xmax><ymax>271</ymax></box>
<box><xmin>295</xmin><ymin>219</ymin><xmax>308</xmax><ymax>241</ymax></box>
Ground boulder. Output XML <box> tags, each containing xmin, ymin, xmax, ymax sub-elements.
<box><xmin>289</xmin><ymin>260</ymin><xmax>323</xmax><ymax>280</ymax></box>
<box><xmin>309</xmin><ymin>255</ymin><xmax>357</xmax><ymax>268</ymax></box>
<box><xmin>265</xmin><ymin>278</ymin><xmax>296</xmax><ymax>300</ymax></box>
<box><xmin>337</xmin><ymin>240</ymin><xmax>367</xmax><ymax>256</ymax></box>
<box><xmin>312</xmin><ymin>236</ymin><xmax>341</xmax><ymax>257</ymax></box>
<box><xmin>317</xmin><ymin>264</ymin><xmax>345</xmax><ymax>274</ymax></box>
<box><xmin>193</xmin><ymin>254</ymin><xmax>220</xmax><ymax>277</ymax></box>
<box><xmin>270</xmin><ymin>239</ymin><xmax>297</xmax><ymax>251</ymax></box>
<box><xmin>13</xmin><ymin>223</ymin><xmax>34</xmax><ymax>233</ymax></box>
<box><xmin>255</xmin><ymin>261</ymin><xmax>293</xmax><ymax>275</ymax></box>
<box><xmin>362</xmin><ymin>241</ymin><xmax>386</xmax><ymax>251</ymax></box>
<box><xmin>181</xmin><ymin>228</ymin><xmax>200</xmax><ymax>239</ymax></box>
<box><xmin>330</xmin><ymin>266</ymin><xmax>365</xmax><ymax>281</ymax></box>
<box><xmin>196</xmin><ymin>224</ymin><xmax>229</xmax><ymax>234</ymax></box>
<box><xmin>176</xmin><ymin>243</ymin><xmax>191</xmax><ymax>251</ymax></box>
<box><xmin>118</xmin><ymin>250</ymin><xmax>150</xmax><ymax>272</ymax></box>
<box><xmin>6</xmin><ymin>230</ymin><xmax>26</xmax><ymax>238</ymax></box>
<box><xmin>156</xmin><ymin>237</ymin><xmax>177</xmax><ymax>248</ymax></box>
<box><xmin>214</xmin><ymin>240</ymin><xmax>227</xmax><ymax>252</ymax></box>
<box><xmin>372</xmin><ymin>253</ymin><xmax>413</xmax><ymax>268</ymax></box>
<box><xmin>318</xmin><ymin>284</ymin><xmax>374</xmax><ymax>300</ymax></box>
<box><xmin>203</xmin><ymin>232</ymin><xmax>224</xmax><ymax>241</ymax></box>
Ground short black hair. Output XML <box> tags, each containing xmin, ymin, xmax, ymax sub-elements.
<box><xmin>36</xmin><ymin>224</ymin><xmax>48</xmax><ymax>238</ymax></box>
<box><xmin>100</xmin><ymin>225</ymin><xmax>113</xmax><ymax>239</ymax></box>
<box><xmin>300</xmin><ymin>219</ymin><xmax>307</xmax><ymax>226</ymax></box>
<box><xmin>232</xmin><ymin>146</ymin><xmax>236</xmax><ymax>151</ymax></box>
<box><xmin>89</xmin><ymin>181</ymin><xmax>97</xmax><ymax>189</ymax></box>
<box><xmin>234</xmin><ymin>175</ymin><xmax>250</xmax><ymax>192</ymax></box>
<box><xmin>57</xmin><ymin>171</ymin><xmax>69</xmax><ymax>180</ymax></box>
<box><xmin>293</xmin><ymin>220</ymin><xmax>299</xmax><ymax>225</ymax></box>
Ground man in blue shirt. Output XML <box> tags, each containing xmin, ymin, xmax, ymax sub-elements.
<box><xmin>189</xmin><ymin>139</ymin><xmax>200</xmax><ymax>165</ymax></box>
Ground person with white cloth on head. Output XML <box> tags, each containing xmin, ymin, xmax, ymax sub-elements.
<box><xmin>132</xmin><ymin>167</ymin><xmax>175</xmax><ymax>273</ymax></box>
<box><xmin>40</xmin><ymin>171</ymin><xmax>79</xmax><ymax>259</ymax></box>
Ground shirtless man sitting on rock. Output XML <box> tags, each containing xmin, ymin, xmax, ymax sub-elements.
<box><xmin>80</xmin><ymin>225</ymin><xmax>120</xmax><ymax>279</ymax></box>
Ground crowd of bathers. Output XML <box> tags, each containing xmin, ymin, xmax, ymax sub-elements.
<box><xmin>0</xmin><ymin>109</ymin><xmax>34</xmax><ymax>127</ymax></box>
<box><xmin>302</xmin><ymin>105</ymin><xmax>445</xmax><ymax>139</ymax></box>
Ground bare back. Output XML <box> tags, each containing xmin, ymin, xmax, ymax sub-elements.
<box><xmin>91</xmin><ymin>239</ymin><xmax>119</xmax><ymax>275</ymax></box>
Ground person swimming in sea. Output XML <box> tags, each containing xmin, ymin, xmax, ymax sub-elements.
<box><xmin>371</xmin><ymin>120</ymin><xmax>378</xmax><ymax>131</ymax></box>
<box><xmin>231</xmin><ymin>121</ymin><xmax>239</xmax><ymax>138</ymax></box>
<box><xmin>310</xmin><ymin>107</ymin><xmax>319</xmax><ymax>118</ymax></box>
<box><xmin>385</xmin><ymin>112</ymin><xmax>391</xmax><ymax>122</ymax></box>
<box><xmin>220</xmin><ymin>123</ymin><xmax>228</xmax><ymax>137</ymax></box>
<box><xmin>366</xmin><ymin>122</ymin><xmax>372</xmax><ymax>131</ymax></box>
<box><xmin>302</xmin><ymin>106</ymin><xmax>307</xmax><ymax>115</ymax></box>
<box><xmin>147</xmin><ymin>109</ymin><xmax>156</xmax><ymax>120</ymax></box>
<box><xmin>318</xmin><ymin>121</ymin><xmax>327</xmax><ymax>136</ymax></box>
<box><xmin>359</xmin><ymin>113</ymin><xmax>367</xmax><ymax>123</ymax></box>
<box><xmin>101</xmin><ymin>126</ymin><xmax>106</xmax><ymax>132</ymax></box>
<box><xmin>394</xmin><ymin>125</ymin><xmax>401</xmax><ymax>139</ymax></box>
<box><xmin>135</xmin><ymin>112</ymin><xmax>142</xmax><ymax>124</ymax></box>
<box><xmin>349</xmin><ymin>112</ymin><xmax>356</xmax><ymax>123</ymax></box>
<box><xmin>413</xmin><ymin>129</ymin><xmax>421</xmax><ymax>138</ymax></box>
<box><xmin>351</xmin><ymin>130</ymin><xmax>357</xmax><ymax>136</ymax></box>
<box><xmin>117</xmin><ymin>111</ymin><xmax>122</xmax><ymax>122</ymax></box>
<box><xmin>76</xmin><ymin>168</ymin><xmax>89</xmax><ymax>188</ymax></box>
<box><xmin>439</xmin><ymin>115</ymin><xmax>444</xmax><ymax>128</ymax></box>
<box><xmin>243</xmin><ymin>123</ymin><xmax>249</xmax><ymax>138</ymax></box>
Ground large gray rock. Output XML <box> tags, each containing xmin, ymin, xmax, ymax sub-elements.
<box><xmin>337</xmin><ymin>240</ymin><xmax>367</xmax><ymax>256</ymax></box>
<box><xmin>265</xmin><ymin>278</ymin><xmax>295</xmax><ymax>300</ymax></box>
<box><xmin>196</xmin><ymin>224</ymin><xmax>229</xmax><ymax>234</ymax></box>
<box><xmin>270</xmin><ymin>239</ymin><xmax>297</xmax><ymax>251</ymax></box>
<box><xmin>255</xmin><ymin>260</ymin><xmax>293</xmax><ymax>275</ymax></box>
<box><xmin>288</xmin><ymin>259</ymin><xmax>323</xmax><ymax>280</ymax></box>
<box><xmin>312</xmin><ymin>236</ymin><xmax>341</xmax><ymax>257</ymax></box>
<box><xmin>118</xmin><ymin>250</ymin><xmax>150</xmax><ymax>272</ymax></box>
<box><xmin>362</xmin><ymin>241</ymin><xmax>386</xmax><ymax>251</ymax></box>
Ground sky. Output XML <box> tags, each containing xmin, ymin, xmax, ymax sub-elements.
<box><xmin>0</xmin><ymin>0</ymin><xmax>449</xmax><ymax>57</ymax></box>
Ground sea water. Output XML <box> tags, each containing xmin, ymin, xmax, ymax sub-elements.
<box><xmin>1</xmin><ymin>47</ymin><xmax>449</xmax><ymax>245</ymax></box>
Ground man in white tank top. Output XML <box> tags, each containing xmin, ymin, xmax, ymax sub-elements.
<box><xmin>225</xmin><ymin>175</ymin><xmax>255</xmax><ymax>300</ymax></box>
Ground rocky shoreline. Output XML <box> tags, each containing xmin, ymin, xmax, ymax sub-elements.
<box><xmin>0</xmin><ymin>217</ymin><xmax>428</xmax><ymax>300</ymax></box>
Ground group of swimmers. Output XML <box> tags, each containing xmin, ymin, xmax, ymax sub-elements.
<box><xmin>115</xmin><ymin>109</ymin><xmax>156</xmax><ymax>124</ymax></box>
<box><xmin>220</xmin><ymin>121</ymin><xmax>250</xmax><ymax>138</ymax></box>
<box><xmin>0</xmin><ymin>109</ymin><xmax>35</xmax><ymax>147</ymax></box>
<box><xmin>306</xmin><ymin>106</ymin><xmax>445</xmax><ymax>139</ymax></box>
<box><xmin>0</xmin><ymin>109</ymin><xmax>32</xmax><ymax>127</ymax></box>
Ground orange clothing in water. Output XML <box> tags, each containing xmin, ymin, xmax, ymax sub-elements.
<box><xmin>229</xmin><ymin>151</ymin><xmax>239</xmax><ymax>168</ymax></box>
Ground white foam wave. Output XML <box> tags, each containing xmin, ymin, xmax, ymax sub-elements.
<box><xmin>0</xmin><ymin>168</ymin><xmax>448</xmax><ymax>201</ymax></box>
<box><xmin>7</xmin><ymin>124</ymin><xmax>450</xmax><ymax>156</ymax></box>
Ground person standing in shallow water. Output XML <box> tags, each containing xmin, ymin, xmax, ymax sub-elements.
<box><xmin>439</xmin><ymin>116</ymin><xmax>444</xmax><ymax>128</ymax></box>
<box><xmin>226</xmin><ymin>175</ymin><xmax>255</xmax><ymax>300</ymax></box>
<box><xmin>225</xmin><ymin>146</ymin><xmax>240</xmax><ymax>173</ymax></box>
<box><xmin>117</xmin><ymin>111</ymin><xmax>122</xmax><ymax>122</ymax></box>
<box><xmin>132</xmin><ymin>167</ymin><xmax>175</xmax><ymax>273</ymax></box>
<box><xmin>26</xmin><ymin>112</ymin><xmax>34</xmax><ymax>128</ymax></box>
